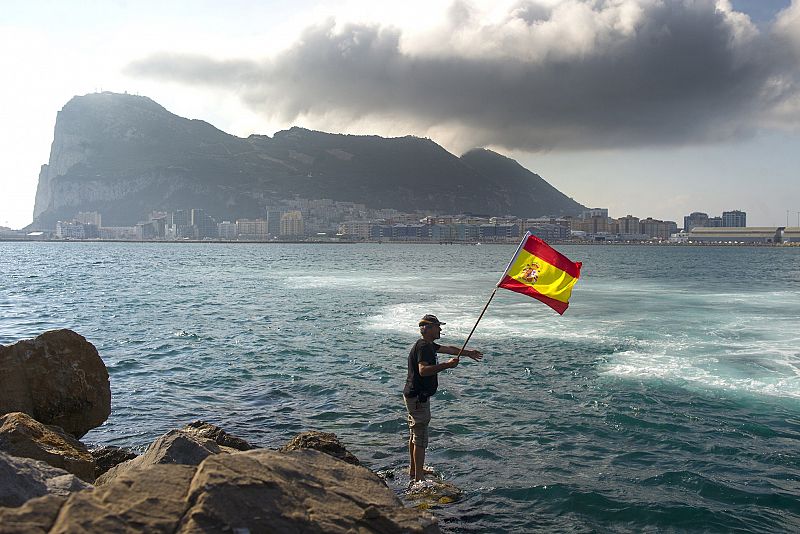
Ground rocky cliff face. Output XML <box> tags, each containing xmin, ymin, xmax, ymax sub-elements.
<box><xmin>31</xmin><ymin>92</ymin><xmax>586</xmax><ymax>229</ymax></box>
<box><xmin>33</xmin><ymin>112</ymin><xmax>94</xmax><ymax>220</ymax></box>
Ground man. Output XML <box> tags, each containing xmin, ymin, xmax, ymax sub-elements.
<box><xmin>403</xmin><ymin>314</ymin><xmax>483</xmax><ymax>482</ymax></box>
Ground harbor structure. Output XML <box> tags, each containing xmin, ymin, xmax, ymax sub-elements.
<box><xmin>783</xmin><ymin>227</ymin><xmax>800</xmax><ymax>243</ymax></box>
<box><xmin>689</xmin><ymin>227</ymin><xmax>781</xmax><ymax>243</ymax></box>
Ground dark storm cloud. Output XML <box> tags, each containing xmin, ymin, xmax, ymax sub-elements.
<box><xmin>127</xmin><ymin>0</ymin><xmax>800</xmax><ymax>151</ymax></box>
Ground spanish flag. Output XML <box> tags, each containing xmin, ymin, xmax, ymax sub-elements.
<box><xmin>497</xmin><ymin>232</ymin><xmax>581</xmax><ymax>315</ymax></box>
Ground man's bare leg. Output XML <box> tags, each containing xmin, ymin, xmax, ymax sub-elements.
<box><xmin>408</xmin><ymin>437</ymin><xmax>415</xmax><ymax>479</ymax></box>
<box><xmin>412</xmin><ymin>445</ymin><xmax>426</xmax><ymax>481</ymax></box>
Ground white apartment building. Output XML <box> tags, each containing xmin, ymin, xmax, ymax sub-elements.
<box><xmin>55</xmin><ymin>221</ymin><xmax>85</xmax><ymax>239</ymax></box>
<box><xmin>338</xmin><ymin>220</ymin><xmax>372</xmax><ymax>239</ymax></box>
<box><xmin>237</xmin><ymin>219</ymin><xmax>268</xmax><ymax>239</ymax></box>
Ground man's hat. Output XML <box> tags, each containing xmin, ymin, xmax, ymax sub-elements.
<box><xmin>419</xmin><ymin>314</ymin><xmax>446</xmax><ymax>327</ymax></box>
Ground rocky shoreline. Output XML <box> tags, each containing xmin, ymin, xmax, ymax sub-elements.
<box><xmin>0</xmin><ymin>329</ymin><xmax>441</xmax><ymax>533</ymax></box>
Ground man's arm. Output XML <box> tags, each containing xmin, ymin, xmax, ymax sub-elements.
<box><xmin>419</xmin><ymin>358</ymin><xmax>459</xmax><ymax>376</ymax></box>
<box><xmin>437</xmin><ymin>345</ymin><xmax>484</xmax><ymax>361</ymax></box>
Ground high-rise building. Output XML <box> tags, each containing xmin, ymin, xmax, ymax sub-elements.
<box><xmin>169</xmin><ymin>209</ymin><xmax>192</xmax><ymax>238</ymax></box>
<box><xmin>683</xmin><ymin>212</ymin><xmax>709</xmax><ymax>232</ymax></box>
<box><xmin>171</xmin><ymin>210</ymin><xmax>190</xmax><ymax>226</ymax></box>
<box><xmin>218</xmin><ymin>221</ymin><xmax>238</xmax><ymax>239</ymax></box>
<box><xmin>581</xmin><ymin>208</ymin><xmax>609</xmax><ymax>220</ymax></box>
<box><xmin>280</xmin><ymin>211</ymin><xmax>304</xmax><ymax>236</ymax></box>
<box><xmin>338</xmin><ymin>221</ymin><xmax>372</xmax><ymax>239</ymax></box>
<box><xmin>191</xmin><ymin>209</ymin><xmax>217</xmax><ymax>239</ymax></box>
<box><xmin>640</xmin><ymin>218</ymin><xmax>678</xmax><ymax>239</ymax></box>
<box><xmin>576</xmin><ymin>215</ymin><xmax>610</xmax><ymax>234</ymax></box>
<box><xmin>722</xmin><ymin>210</ymin><xmax>746</xmax><ymax>227</ymax></box>
<box><xmin>137</xmin><ymin>216</ymin><xmax>166</xmax><ymax>239</ymax></box>
<box><xmin>265</xmin><ymin>209</ymin><xmax>282</xmax><ymax>235</ymax></box>
<box><xmin>55</xmin><ymin>221</ymin><xmax>86</xmax><ymax>239</ymax></box>
<box><xmin>136</xmin><ymin>220</ymin><xmax>164</xmax><ymax>239</ymax></box>
<box><xmin>616</xmin><ymin>215</ymin><xmax>640</xmax><ymax>234</ymax></box>
<box><xmin>236</xmin><ymin>219</ymin><xmax>268</xmax><ymax>239</ymax></box>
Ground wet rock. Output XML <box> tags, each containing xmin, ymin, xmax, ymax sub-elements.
<box><xmin>406</xmin><ymin>480</ymin><xmax>464</xmax><ymax>509</ymax></box>
<box><xmin>0</xmin><ymin>412</ymin><xmax>95</xmax><ymax>482</ymax></box>
<box><xmin>376</xmin><ymin>468</ymin><xmax>396</xmax><ymax>481</ymax></box>
<box><xmin>0</xmin><ymin>451</ymin><xmax>90</xmax><ymax>508</ymax></box>
<box><xmin>0</xmin><ymin>329</ymin><xmax>111</xmax><ymax>439</ymax></box>
<box><xmin>96</xmin><ymin>429</ymin><xmax>222</xmax><ymax>485</ymax></box>
<box><xmin>180</xmin><ymin>420</ymin><xmax>253</xmax><ymax>451</ymax></box>
<box><xmin>90</xmin><ymin>445</ymin><xmax>138</xmax><ymax>478</ymax></box>
<box><xmin>280</xmin><ymin>430</ymin><xmax>361</xmax><ymax>465</ymax></box>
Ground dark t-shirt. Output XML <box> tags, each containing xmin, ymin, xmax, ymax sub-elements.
<box><xmin>403</xmin><ymin>338</ymin><xmax>440</xmax><ymax>399</ymax></box>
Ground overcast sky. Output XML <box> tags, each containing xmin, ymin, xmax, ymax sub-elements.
<box><xmin>2</xmin><ymin>0</ymin><xmax>799</xmax><ymax>229</ymax></box>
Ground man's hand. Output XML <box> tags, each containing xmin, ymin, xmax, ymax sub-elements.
<box><xmin>446</xmin><ymin>357</ymin><xmax>460</xmax><ymax>369</ymax></box>
<box><xmin>462</xmin><ymin>349</ymin><xmax>483</xmax><ymax>361</ymax></box>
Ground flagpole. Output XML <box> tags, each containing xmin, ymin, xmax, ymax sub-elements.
<box><xmin>455</xmin><ymin>232</ymin><xmax>530</xmax><ymax>359</ymax></box>
<box><xmin>456</xmin><ymin>288</ymin><xmax>497</xmax><ymax>359</ymax></box>
<box><xmin>497</xmin><ymin>231</ymin><xmax>530</xmax><ymax>286</ymax></box>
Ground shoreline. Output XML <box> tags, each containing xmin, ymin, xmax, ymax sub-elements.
<box><xmin>1</xmin><ymin>237</ymin><xmax>798</xmax><ymax>247</ymax></box>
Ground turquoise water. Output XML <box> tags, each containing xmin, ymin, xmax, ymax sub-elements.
<box><xmin>1</xmin><ymin>242</ymin><xmax>799</xmax><ymax>532</ymax></box>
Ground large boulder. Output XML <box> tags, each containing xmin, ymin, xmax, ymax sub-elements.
<box><xmin>1</xmin><ymin>447</ymin><xmax>440</xmax><ymax>533</ymax></box>
<box><xmin>0</xmin><ymin>494</ymin><xmax>66</xmax><ymax>533</ymax></box>
<box><xmin>96</xmin><ymin>423</ymin><xmax>255</xmax><ymax>484</ymax></box>
<box><xmin>176</xmin><ymin>449</ymin><xmax>437</xmax><ymax>533</ymax></box>
<box><xmin>96</xmin><ymin>429</ymin><xmax>223</xmax><ymax>485</ymax></box>
<box><xmin>0</xmin><ymin>451</ymin><xmax>90</xmax><ymax>508</ymax></box>
<box><xmin>0</xmin><ymin>412</ymin><xmax>96</xmax><ymax>482</ymax></box>
<box><xmin>18</xmin><ymin>448</ymin><xmax>439</xmax><ymax>533</ymax></box>
<box><xmin>48</xmin><ymin>465</ymin><xmax>196</xmax><ymax>533</ymax></box>
<box><xmin>0</xmin><ymin>465</ymin><xmax>194</xmax><ymax>533</ymax></box>
<box><xmin>0</xmin><ymin>329</ymin><xmax>110</xmax><ymax>438</ymax></box>
<box><xmin>280</xmin><ymin>430</ymin><xmax>361</xmax><ymax>465</ymax></box>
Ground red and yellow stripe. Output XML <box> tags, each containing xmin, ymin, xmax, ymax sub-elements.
<box><xmin>498</xmin><ymin>234</ymin><xmax>581</xmax><ymax>314</ymax></box>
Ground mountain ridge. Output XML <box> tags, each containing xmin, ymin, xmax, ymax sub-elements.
<box><xmin>30</xmin><ymin>92</ymin><xmax>586</xmax><ymax>229</ymax></box>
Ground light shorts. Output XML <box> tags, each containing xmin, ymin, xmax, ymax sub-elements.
<box><xmin>404</xmin><ymin>395</ymin><xmax>431</xmax><ymax>449</ymax></box>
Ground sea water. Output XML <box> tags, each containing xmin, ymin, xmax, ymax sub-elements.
<box><xmin>1</xmin><ymin>241</ymin><xmax>799</xmax><ymax>532</ymax></box>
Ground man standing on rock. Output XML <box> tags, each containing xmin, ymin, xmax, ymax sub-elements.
<box><xmin>403</xmin><ymin>314</ymin><xmax>483</xmax><ymax>482</ymax></box>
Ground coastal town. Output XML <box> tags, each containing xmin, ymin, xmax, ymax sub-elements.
<box><xmin>2</xmin><ymin>199</ymin><xmax>799</xmax><ymax>245</ymax></box>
